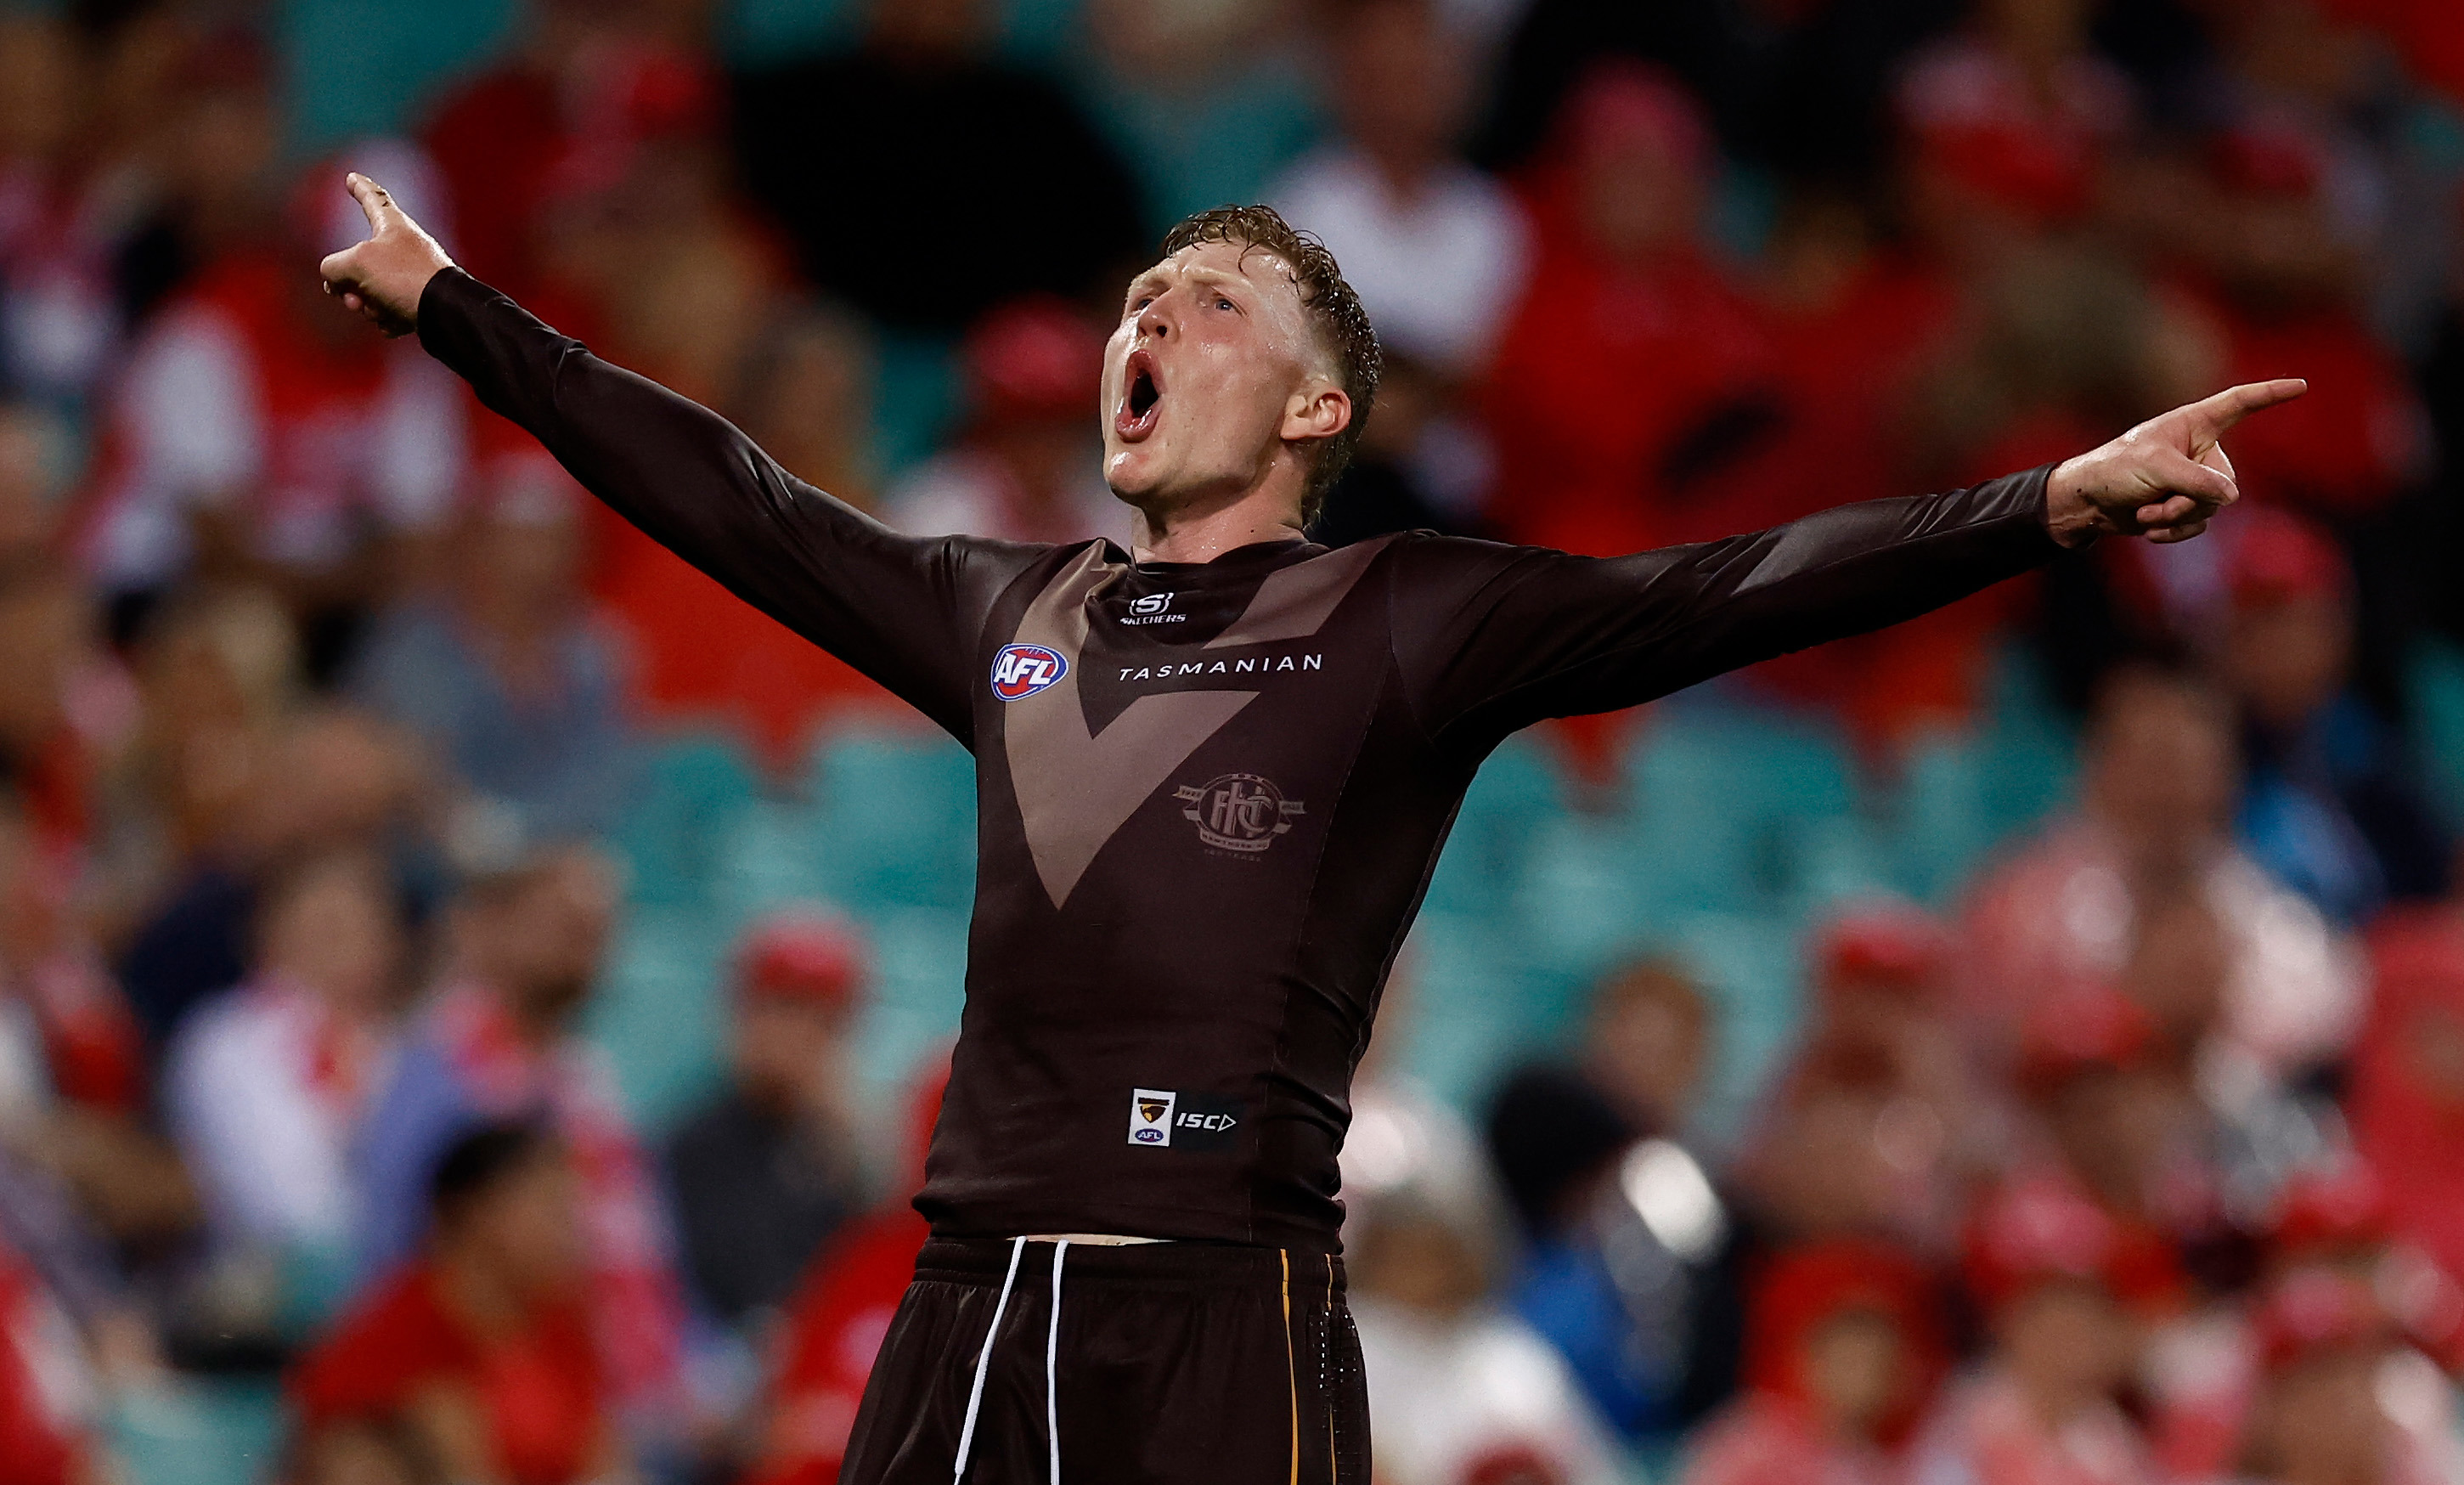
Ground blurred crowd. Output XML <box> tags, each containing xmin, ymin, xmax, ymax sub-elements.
<box><xmin>0</xmin><ymin>0</ymin><xmax>2458</xmax><ymax>1482</ymax></box>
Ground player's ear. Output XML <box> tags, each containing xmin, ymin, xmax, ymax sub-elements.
<box><xmin>1282</xmin><ymin>379</ymin><xmax>1350</xmax><ymax>446</ymax></box>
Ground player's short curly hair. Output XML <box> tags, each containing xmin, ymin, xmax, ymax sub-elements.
<box><xmin>1159</xmin><ymin>206</ymin><xmax>1381</xmax><ymax>523</ymax></box>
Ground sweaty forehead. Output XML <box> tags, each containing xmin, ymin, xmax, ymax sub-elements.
<box><xmin>1131</xmin><ymin>240</ymin><xmax>1303</xmax><ymax>302</ymax></box>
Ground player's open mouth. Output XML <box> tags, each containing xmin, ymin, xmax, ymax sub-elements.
<box><xmin>1116</xmin><ymin>351</ymin><xmax>1164</xmax><ymax>442</ymax></box>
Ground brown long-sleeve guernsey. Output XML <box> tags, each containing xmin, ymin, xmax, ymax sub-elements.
<box><xmin>416</xmin><ymin>268</ymin><xmax>2063</xmax><ymax>1253</ymax></box>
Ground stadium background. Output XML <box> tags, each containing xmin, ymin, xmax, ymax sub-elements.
<box><xmin>0</xmin><ymin>0</ymin><xmax>2462</xmax><ymax>1481</ymax></box>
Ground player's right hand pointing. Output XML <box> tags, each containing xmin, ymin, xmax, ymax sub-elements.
<box><xmin>318</xmin><ymin>172</ymin><xmax>454</xmax><ymax>338</ymax></box>
<box><xmin>2043</xmin><ymin>378</ymin><xmax>2308</xmax><ymax>548</ymax></box>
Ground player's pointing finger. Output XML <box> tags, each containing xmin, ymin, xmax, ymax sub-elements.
<box><xmin>2185</xmin><ymin>378</ymin><xmax>2307</xmax><ymax>441</ymax></box>
<box><xmin>345</xmin><ymin>172</ymin><xmax>399</xmax><ymax>235</ymax></box>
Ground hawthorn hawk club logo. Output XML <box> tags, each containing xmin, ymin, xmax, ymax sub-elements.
<box><xmin>1129</xmin><ymin>1088</ymin><xmax>1176</xmax><ymax>1145</ymax></box>
<box><xmin>1174</xmin><ymin>773</ymin><xmax>1305</xmax><ymax>853</ymax></box>
<box><xmin>990</xmin><ymin>643</ymin><xmax>1068</xmax><ymax>701</ymax></box>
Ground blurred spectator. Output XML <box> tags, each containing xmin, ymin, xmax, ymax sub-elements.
<box><xmin>0</xmin><ymin>786</ymin><xmax>138</xmax><ymax>1136</ymax></box>
<box><xmin>1307</xmin><ymin>352</ymin><xmax>1483</xmax><ymax>548</ymax></box>
<box><xmin>349</xmin><ymin>444</ymin><xmax>641</xmax><ymax>847</ymax></box>
<box><xmin>293</xmin><ymin>1121</ymin><xmax>634</xmax><ymax>1485</ymax></box>
<box><xmin>0</xmin><ymin>789</ymin><xmax>191</xmax><ymax>1268</ymax></box>
<box><xmin>0</xmin><ymin>3</ymin><xmax>188</xmax><ymax>412</ymax></box>
<box><xmin>421</xmin><ymin>0</ymin><xmax>708</xmax><ymax>304</ymax></box>
<box><xmin>2007</xmin><ymin>986</ymin><xmax>2206</xmax><ymax>1297</ymax></box>
<box><xmin>664</xmin><ymin>908</ymin><xmax>866</xmax><ymax>1334</ymax></box>
<box><xmin>1484</xmin><ymin>63</ymin><xmax>1769</xmax><ymax>558</ymax></box>
<box><xmin>114</xmin><ymin>27</ymin><xmax>284</xmax><ymax>330</ymax></box>
<box><xmin>1470</xmin><ymin>0</ymin><xmax>1762</xmax><ymax>173</ymax></box>
<box><xmin>90</xmin><ymin>582</ymin><xmax>294</xmax><ymax>943</ymax></box>
<box><xmin>2233</xmin><ymin>1269</ymin><xmax>2463</xmax><ymax>1485</ymax></box>
<box><xmin>723</xmin><ymin>302</ymin><xmax>878</xmax><ymax>511</ymax></box>
<box><xmin>2219</xmin><ymin>510</ymin><xmax>2451</xmax><ymax>922</ymax></box>
<box><xmin>1912</xmin><ymin>1176</ymin><xmax>2162</xmax><ymax>1485</ymax></box>
<box><xmin>0</xmin><ymin>404</ymin><xmax>68</xmax><ymax>565</ymax></box>
<box><xmin>1270</xmin><ymin>0</ymin><xmax>1531</xmax><ymax>379</ymax></box>
<box><xmin>1270</xmin><ymin>0</ymin><xmax>1525</xmax><ymax>540</ymax></box>
<box><xmin>1902</xmin><ymin>240</ymin><xmax>2200</xmax><ymax>726</ymax></box>
<box><xmin>1339</xmin><ymin>954</ymin><xmax>1627</xmax><ymax>1482</ymax></box>
<box><xmin>528</xmin><ymin>50</ymin><xmax>786</xmax><ymax>413</ymax></box>
<box><xmin>2147</xmin><ymin>1158</ymin><xmax>2464</xmax><ymax>1481</ymax></box>
<box><xmin>741</xmin><ymin>1064</ymin><xmax>941</xmax><ymax>1485</ymax></box>
<box><xmin>1741</xmin><ymin>1065</ymin><xmax>1929</xmax><ymax>1256</ymax></box>
<box><xmin>352</xmin><ymin>848</ymin><xmax>689</xmax><ymax>1439</ymax></box>
<box><xmin>0</xmin><ymin>1231</ymin><xmax>107</xmax><ymax>1485</ymax></box>
<box><xmin>1961</xmin><ymin>665</ymin><xmax>2361</xmax><ymax>1087</ymax></box>
<box><xmin>116</xmin><ymin>703</ymin><xmax>420</xmax><ymax>1048</ymax></box>
<box><xmin>2194</xmin><ymin>0</ymin><xmax>2457</xmax><ymax>349</ymax></box>
<box><xmin>1704</xmin><ymin>186</ymin><xmax>1973</xmax><ymax>743</ymax></box>
<box><xmin>1077</xmin><ymin>0</ymin><xmax>1322</xmax><ymax>234</ymax></box>
<box><xmin>76</xmin><ymin>144</ymin><xmax>467</xmax><ymax>673</ymax></box>
<box><xmin>1350</xmin><ymin>1185</ymin><xmax>1627</xmax><ymax>1485</ymax></box>
<box><xmin>583</xmin><ymin>295</ymin><xmax>895</xmax><ymax>764</ymax></box>
<box><xmin>2137</xmin><ymin>111</ymin><xmax>2429</xmax><ymax>529</ymax></box>
<box><xmin>2349</xmin><ymin>908</ymin><xmax>2464</xmax><ymax>1285</ymax></box>
<box><xmin>0</xmin><ymin>557</ymin><xmax>116</xmax><ymax>860</ymax></box>
<box><xmin>1762</xmin><ymin>905</ymin><xmax>1993</xmax><ymax>1248</ymax></box>
<box><xmin>1488</xmin><ymin>958</ymin><xmax>1744</xmax><ymax>1442</ymax></box>
<box><xmin>731</xmin><ymin>0</ymin><xmax>1146</xmax><ymax>334</ymax></box>
<box><xmin>881</xmin><ymin>297</ymin><xmax>1125</xmax><ymax>546</ymax></box>
<box><xmin>2327</xmin><ymin>0</ymin><xmax>2464</xmax><ymax>108</ymax></box>
<box><xmin>1677</xmin><ymin>1240</ymin><xmax>1946</xmax><ymax>1485</ymax></box>
<box><xmin>164</xmin><ymin>849</ymin><xmax>407</xmax><ymax>1336</ymax></box>
<box><xmin>1894</xmin><ymin>0</ymin><xmax>2134</xmax><ymax>276</ymax></box>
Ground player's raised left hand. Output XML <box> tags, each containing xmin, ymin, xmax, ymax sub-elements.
<box><xmin>2044</xmin><ymin>379</ymin><xmax>2308</xmax><ymax>548</ymax></box>
<box><xmin>317</xmin><ymin>172</ymin><xmax>453</xmax><ymax>338</ymax></box>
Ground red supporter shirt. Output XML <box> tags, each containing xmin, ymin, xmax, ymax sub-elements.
<box><xmin>0</xmin><ymin>1249</ymin><xmax>87</xmax><ymax>1485</ymax></box>
<box><xmin>2178</xmin><ymin>285</ymin><xmax>2425</xmax><ymax>517</ymax></box>
<box><xmin>746</xmin><ymin>1209</ymin><xmax>929</xmax><ymax>1485</ymax></box>
<box><xmin>290</xmin><ymin>1262</ymin><xmax>606</xmax><ymax>1485</ymax></box>
<box><xmin>1486</xmin><ymin>237</ymin><xmax>1770</xmax><ymax>558</ymax></box>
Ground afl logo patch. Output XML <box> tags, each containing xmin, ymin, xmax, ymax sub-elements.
<box><xmin>990</xmin><ymin>643</ymin><xmax>1068</xmax><ymax>701</ymax></box>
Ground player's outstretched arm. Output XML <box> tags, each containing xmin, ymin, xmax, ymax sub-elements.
<box><xmin>1399</xmin><ymin>380</ymin><xmax>2310</xmax><ymax>745</ymax></box>
<box><xmin>2041</xmin><ymin>379</ymin><xmax>2307</xmax><ymax>547</ymax></box>
<box><xmin>318</xmin><ymin>174</ymin><xmax>1013</xmax><ymax>742</ymax></box>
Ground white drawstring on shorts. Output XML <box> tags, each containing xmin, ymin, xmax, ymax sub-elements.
<box><xmin>1046</xmin><ymin>1239</ymin><xmax>1068</xmax><ymax>1485</ymax></box>
<box><xmin>952</xmin><ymin>1237</ymin><xmax>1025</xmax><ymax>1482</ymax></box>
<box><xmin>950</xmin><ymin>1237</ymin><xmax>1071</xmax><ymax>1485</ymax></box>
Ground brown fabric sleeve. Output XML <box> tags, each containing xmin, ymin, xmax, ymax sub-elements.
<box><xmin>415</xmin><ymin>268</ymin><xmax>1051</xmax><ymax>746</ymax></box>
<box><xmin>1391</xmin><ymin>466</ymin><xmax>2065</xmax><ymax>754</ymax></box>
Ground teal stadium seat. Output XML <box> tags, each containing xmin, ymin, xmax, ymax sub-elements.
<box><xmin>1421</xmin><ymin>736</ymin><xmax>1566</xmax><ymax>919</ymax></box>
<box><xmin>799</xmin><ymin>730</ymin><xmax>979</xmax><ymax>912</ymax></box>
<box><xmin>585</xmin><ymin>905</ymin><xmax>733</xmax><ymax>1135</ymax></box>
<box><xmin>843</xmin><ymin>906</ymin><xmax>973</xmax><ymax>1113</ymax></box>
<box><xmin>2410</xmin><ymin>641</ymin><xmax>2464</xmax><ymax>827</ymax></box>
<box><xmin>107</xmin><ymin>1376</ymin><xmax>285</xmax><ymax>1485</ymax></box>
<box><xmin>1879</xmin><ymin>649</ymin><xmax>2077</xmax><ymax>906</ymax></box>
<box><xmin>609</xmin><ymin>733</ymin><xmax>761</xmax><ymax>908</ymax></box>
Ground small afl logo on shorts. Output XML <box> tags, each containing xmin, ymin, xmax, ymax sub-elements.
<box><xmin>990</xmin><ymin>643</ymin><xmax>1068</xmax><ymax>701</ymax></box>
<box><xmin>1129</xmin><ymin>1088</ymin><xmax>1177</xmax><ymax>1146</ymax></box>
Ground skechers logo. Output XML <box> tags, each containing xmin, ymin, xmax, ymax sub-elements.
<box><xmin>990</xmin><ymin>643</ymin><xmax>1068</xmax><ymax>701</ymax></box>
<box><xmin>1122</xmin><ymin>592</ymin><xmax>1184</xmax><ymax>626</ymax></box>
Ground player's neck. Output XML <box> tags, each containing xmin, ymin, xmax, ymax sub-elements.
<box><xmin>1130</xmin><ymin>484</ymin><xmax>1306</xmax><ymax>566</ymax></box>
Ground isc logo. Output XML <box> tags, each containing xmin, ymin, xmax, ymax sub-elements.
<box><xmin>990</xmin><ymin>643</ymin><xmax>1068</xmax><ymax>701</ymax></box>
